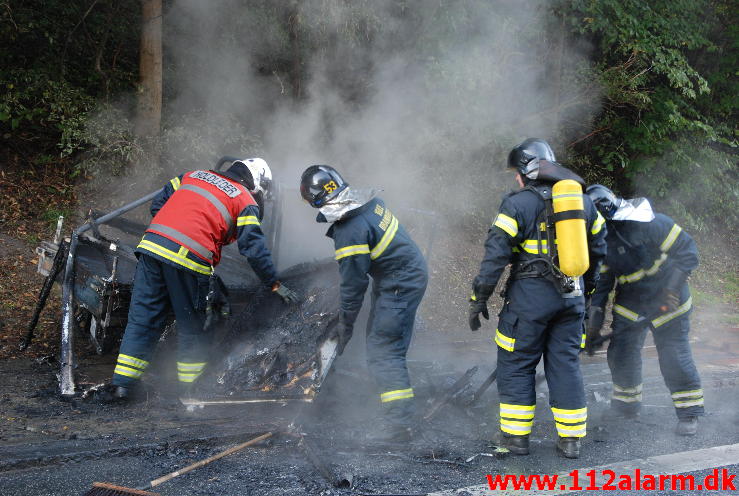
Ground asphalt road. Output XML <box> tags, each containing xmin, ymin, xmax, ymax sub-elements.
<box><xmin>1</xmin><ymin>351</ymin><xmax>737</xmax><ymax>496</ymax></box>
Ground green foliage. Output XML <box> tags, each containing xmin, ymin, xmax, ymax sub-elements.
<box><xmin>74</xmin><ymin>104</ymin><xmax>144</xmax><ymax>177</ymax></box>
<box><xmin>0</xmin><ymin>0</ymin><xmax>139</xmax><ymax>167</ymax></box>
<box><xmin>0</xmin><ymin>69</ymin><xmax>95</xmax><ymax>155</ymax></box>
<box><xmin>634</xmin><ymin>138</ymin><xmax>738</xmax><ymax>233</ymax></box>
<box><xmin>559</xmin><ymin>0</ymin><xmax>738</xmax><ymax>232</ymax></box>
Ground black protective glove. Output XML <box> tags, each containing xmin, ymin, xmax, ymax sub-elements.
<box><xmin>272</xmin><ymin>281</ymin><xmax>300</xmax><ymax>304</ymax></box>
<box><xmin>585</xmin><ymin>305</ymin><xmax>605</xmax><ymax>355</ymax></box>
<box><xmin>469</xmin><ymin>282</ymin><xmax>495</xmax><ymax>331</ymax></box>
<box><xmin>661</xmin><ymin>269</ymin><xmax>689</xmax><ymax>312</ymax></box>
<box><xmin>583</xmin><ymin>264</ymin><xmax>600</xmax><ymax>297</ymax></box>
<box><xmin>329</xmin><ymin>317</ymin><xmax>353</xmax><ymax>355</ymax></box>
<box><xmin>468</xmin><ymin>295</ymin><xmax>490</xmax><ymax>331</ymax></box>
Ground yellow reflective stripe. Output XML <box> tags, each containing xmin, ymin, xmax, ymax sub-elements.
<box><xmin>380</xmin><ymin>388</ymin><xmax>414</xmax><ymax>403</ymax></box>
<box><xmin>651</xmin><ymin>297</ymin><xmax>692</xmax><ymax>328</ymax></box>
<box><xmin>493</xmin><ymin>213</ymin><xmax>518</xmax><ymax>237</ymax></box>
<box><xmin>118</xmin><ymin>354</ymin><xmax>149</xmax><ymax>369</ymax></box>
<box><xmin>613</xmin><ymin>304</ymin><xmax>640</xmax><ymax>322</ymax></box>
<box><xmin>645</xmin><ymin>253</ymin><xmax>668</xmax><ymax>276</ymax></box>
<box><xmin>137</xmin><ymin>239</ymin><xmax>213</xmax><ymax>275</ymax></box>
<box><xmin>671</xmin><ymin>389</ymin><xmax>703</xmax><ymax>399</ymax></box>
<box><xmin>170</xmin><ymin>177</ymin><xmax>181</xmax><ymax>190</ymax></box>
<box><xmin>617</xmin><ymin>268</ymin><xmax>645</xmax><ymax>284</ymax></box>
<box><xmin>580</xmin><ymin>333</ymin><xmax>586</xmax><ymax>349</ymax></box>
<box><xmin>617</xmin><ymin>253</ymin><xmax>668</xmax><ymax>284</ymax></box>
<box><xmin>236</xmin><ymin>215</ymin><xmax>260</xmax><ymax>226</ymax></box>
<box><xmin>600</xmin><ymin>264</ymin><xmax>609</xmax><ymax>273</ymax></box>
<box><xmin>613</xmin><ymin>394</ymin><xmax>642</xmax><ymax>403</ymax></box>
<box><xmin>114</xmin><ymin>365</ymin><xmax>144</xmax><ymax>378</ymax></box>
<box><xmin>178</xmin><ymin>373</ymin><xmax>202</xmax><ymax>383</ymax></box>
<box><xmin>500</xmin><ymin>419</ymin><xmax>533</xmax><ymax>435</ymax></box>
<box><xmin>674</xmin><ymin>399</ymin><xmax>704</xmax><ymax>407</ymax></box>
<box><xmin>591</xmin><ymin>211</ymin><xmax>605</xmax><ymax>235</ymax></box>
<box><xmin>555</xmin><ymin>422</ymin><xmax>586</xmax><ymax>437</ymax></box>
<box><xmin>500</xmin><ymin>403</ymin><xmax>536</xmax><ymax>411</ymax></box>
<box><xmin>177</xmin><ymin>362</ymin><xmax>207</xmax><ymax>371</ymax></box>
<box><xmin>551</xmin><ymin>406</ymin><xmax>587</xmax><ymax>416</ymax></box>
<box><xmin>500</xmin><ymin>419</ymin><xmax>533</xmax><ymax>427</ymax></box>
<box><xmin>520</xmin><ymin>239</ymin><xmax>549</xmax><ymax>254</ymax></box>
<box><xmin>500</xmin><ymin>404</ymin><xmax>535</xmax><ymax>419</ymax></box>
<box><xmin>660</xmin><ymin>224</ymin><xmax>682</xmax><ymax>252</ymax></box>
<box><xmin>552</xmin><ymin>410</ymin><xmax>587</xmax><ymax>423</ymax></box>
<box><xmin>500</xmin><ymin>411</ymin><xmax>535</xmax><ymax>419</ymax></box>
<box><xmin>613</xmin><ymin>384</ymin><xmax>642</xmax><ymax>394</ymax></box>
<box><xmin>494</xmin><ymin>329</ymin><xmax>515</xmax><ymax>352</ymax></box>
<box><xmin>335</xmin><ymin>244</ymin><xmax>371</xmax><ymax>260</ymax></box>
<box><xmin>370</xmin><ymin>215</ymin><xmax>399</xmax><ymax>260</ymax></box>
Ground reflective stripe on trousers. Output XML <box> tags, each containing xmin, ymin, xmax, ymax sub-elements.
<box><xmin>113</xmin><ymin>353</ymin><xmax>149</xmax><ymax>380</ymax></box>
<box><xmin>551</xmin><ymin>406</ymin><xmax>587</xmax><ymax>438</ymax></box>
<box><xmin>500</xmin><ymin>403</ymin><xmax>535</xmax><ymax>436</ymax></box>
<box><xmin>612</xmin><ymin>383</ymin><xmax>643</xmax><ymax>403</ymax></box>
<box><xmin>177</xmin><ymin>362</ymin><xmax>207</xmax><ymax>383</ymax></box>
<box><xmin>672</xmin><ymin>388</ymin><xmax>704</xmax><ymax>408</ymax></box>
<box><xmin>380</xmin><ymin>388</ymin><xmax>414</xmax><ymax>403</ymax></box>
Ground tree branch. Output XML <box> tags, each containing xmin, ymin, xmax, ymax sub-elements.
<box><xmin>60</xmin><ymin>0</ymin><xmax>101</xmax><ymax>77</ymax></box>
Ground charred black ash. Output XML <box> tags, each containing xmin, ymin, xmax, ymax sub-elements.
<box><xmin>202</xmin><ymin>259</ymin><xmax>341</xmax><ymax>398</ymax></box>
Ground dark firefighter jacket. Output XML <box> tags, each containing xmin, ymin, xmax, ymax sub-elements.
<box><xmin>136</xmin><ymin>170</ymin><xmax>278</xmax><ymax>285</ymax></box>
<box><xmin>591</xmin><ymin>212</ymin><xmax>699</xmax><ymax>322</ymax></box>
<box><xmin>319</xmin><ymin>197</ymin><xmax>427</xmax><ymax>329</ymax></box>
<box><xmin>474</xmin><ymin>181</ymin><xmax>608</xmax><ymax>295</ymax></box>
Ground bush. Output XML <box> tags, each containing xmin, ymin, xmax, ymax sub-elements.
<box><xmin>0</xmin><ymin>69</ymin><xmax>94</xmax><ymax>158</ymax></box>
<box><xmin>633</xmin><ymin>138</ymin><xmax>738</xmax><ymax>234</ymax></box>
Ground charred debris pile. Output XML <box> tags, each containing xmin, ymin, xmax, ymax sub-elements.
<box><xmin>200</xmin><ymin>259</ymin><xmax>342</xmax><ymax>400</ymax></box>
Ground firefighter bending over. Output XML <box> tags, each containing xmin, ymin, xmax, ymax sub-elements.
<box><xmin>586</xmin><ymin>185</ymin><xmax>703</xmax><ymax>435</ymax></box>
<box><xmin>300</xmin><ymin>165</ymin><xmax>428</xmax><ymax>443</ymax></box>
<box><xmin>111</xmin><ymin>159</ymin><xmax>298</xmax><ymax>401</ymax></box>
<box><xmin>469</xmin><ymin>139</ymin><xmax>607</xmax><ymax>458</ymax></box>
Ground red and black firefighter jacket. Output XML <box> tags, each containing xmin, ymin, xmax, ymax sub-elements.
<box><xmin>136</xmin><ymin>170</ymin><xmax>278</xmax><ymax>286</ymax></box>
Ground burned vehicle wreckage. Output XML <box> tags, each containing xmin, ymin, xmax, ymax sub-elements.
<box><xmin>27</xmin><ymin>156</ymin><xmax>436</xmax><ymax>404</ymax></box>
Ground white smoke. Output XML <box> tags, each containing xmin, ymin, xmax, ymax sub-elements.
<box><xmin>161</xmin><ymin>0</ymin><xmax>600</xmax><ymax>266</ymax></box>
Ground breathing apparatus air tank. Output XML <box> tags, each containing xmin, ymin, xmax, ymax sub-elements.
<box><xmin>552</xmin><ymin>179</ymin><xmax>589</xmax><ymax>277</ymax></box>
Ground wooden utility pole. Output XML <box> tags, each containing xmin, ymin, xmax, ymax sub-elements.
<box><xmin>135</xmin><ymin>0</ymin><xmax>162</xmax><ymax>138</ymax></box>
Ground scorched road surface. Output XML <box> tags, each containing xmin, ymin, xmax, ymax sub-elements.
<box><xmin>1</xmin><ymin>337</ymin><xmax>738</xmax><ymax>496</ymax></box>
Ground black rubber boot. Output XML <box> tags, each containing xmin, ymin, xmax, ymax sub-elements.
<box><xmin>502</xmin><ymin>433</ymin><xmax>530</xmax><ymax>455</ymax></box>
<box><xmin>602</xmin><ymin>403</ymin><xmax>640</xmax><ymax>421</ymax></box>
<box><xmin>556</xmin><ymin>437</ymin><xmax>581</xmax><ymax>459</ymax></box>
<box><xmin>365</xmin><ymin>424</ymin><xmax>412</xmax><ymax>445</ymax></box>
<box><xmin>113</xmin><ymin>386</ymin><xmax>130</xmax><ymax>400</ymax></box>
<box><xmin>676</xmin><ymin>416</ymin><xmax>698</xmax><ymax>436</ymax></box>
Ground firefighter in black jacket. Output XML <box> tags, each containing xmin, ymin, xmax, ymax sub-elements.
<box><xmin>300</xmin><ymin>165</ymin><xmax>428</xmax><ymax>443</ymax></box>
<box><xmin>586</xmin><ymin>185</ymin><xmax>703</xmax><ymax>436</ymax></box>
<box><xmin>469</xmin><ymin>139</ymin><xmax>607</xmax><ymax>458</ymax></box>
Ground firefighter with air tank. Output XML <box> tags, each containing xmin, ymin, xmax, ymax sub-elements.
<box><xmin>110</xmin><ymin>159</ymin><xmax>299</xmax><ymax>401</ymax></box>
<box><xmin>469</xmin><ymin>139</ymin><xmax>607</xmax><ymax>458</ymax></box>
<box><xmin>585</xmin><ymin>185</ymin><xmax>704</xmax><ymax>435</ymax></box>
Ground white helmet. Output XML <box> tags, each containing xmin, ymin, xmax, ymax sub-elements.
<box><xmin>233</xmin><ymin>157</ymin><xmax>272</xmax><ymax>195</ymax></box>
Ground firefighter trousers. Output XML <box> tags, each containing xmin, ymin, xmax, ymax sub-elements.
<box><xmin>365</xmin><ymin>280</ymin><xmax>427</xmax><ymax>426</ymax></box>
<box><xmin>495</xmin><ymin>278</ymin><xmax>587</xmax><ymax>438</ymax></box>
<box><xmin>112</xmin><ymin>254</ymin><xmax>211</xmax><ymax>389</ymax></box>
<box><xmin>607</xmin><ymin>304</ymin><xmax>703</xmax><ymax>419</ymax></box>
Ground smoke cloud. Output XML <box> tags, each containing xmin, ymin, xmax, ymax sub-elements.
<box><xmin>158</xmin><ymin>0</ymin><xmax>600</xmax><ymax>266</ymax></box>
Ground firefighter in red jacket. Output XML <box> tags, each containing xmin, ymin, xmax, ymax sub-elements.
<box><xmin>110</xmin><ymin>159</ymin><xmax>298</xmax><ymax>400</ymax></box>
